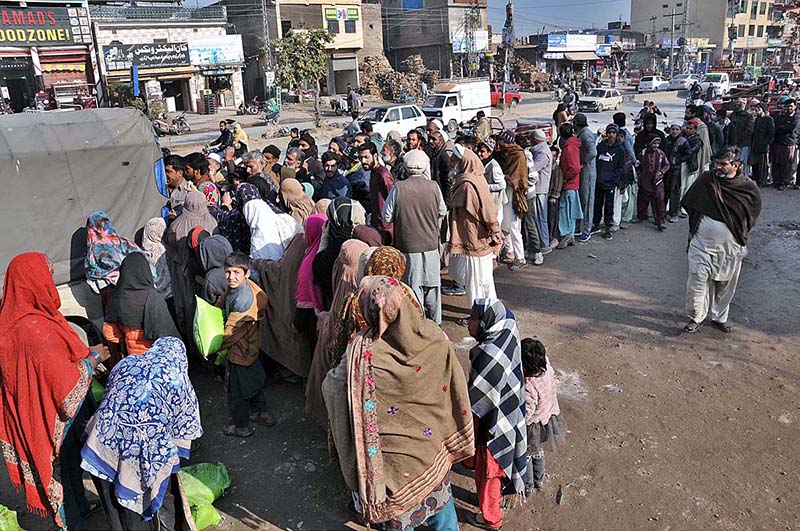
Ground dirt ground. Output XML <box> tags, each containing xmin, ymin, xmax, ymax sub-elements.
<box><xmin>5</xmin><ymin>190</ymin><xmax>799</xmax><ymax>531</ymax></box>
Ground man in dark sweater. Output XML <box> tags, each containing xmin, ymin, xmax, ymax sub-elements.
<box><xmin>770</xmin><ymin>98</ymin><xmax>800</xmax><ymax>190</ymax></box>
<box><xmin>662</xmin><ymin>121</ymin><xmax>693</xmax><ymax>222</ymax></box>
<box><xmin>359</xmin><ymin>142</ymin><xmax>395</xmax><ymax>244</ymax></box>
<box><xmin>726</xmin><ymin>99</ymin><xmax>755</xmax><ymax>174</ymax></box>
<box><xmin>382</xmin><ymin>149</ymin><xmax>447</xmax><ymax>323</ymax></box>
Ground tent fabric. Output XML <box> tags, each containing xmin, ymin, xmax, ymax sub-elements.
<box><xmin>564</xmin><ymin>52</ymin><xmax>599</xmax><ymax>61</ymax></box>
<box><xmin>0</xmin><ymin>108</ymin><xmax>167</xmax><ymax>289</ymax></box>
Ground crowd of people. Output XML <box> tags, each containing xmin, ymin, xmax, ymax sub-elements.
<box><xmin>0</xmin><ymin>90</ymin><xmax>766</xmax><ymax>530</ymax></box>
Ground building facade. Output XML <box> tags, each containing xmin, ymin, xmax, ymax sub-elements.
<box><xmin>0</xmin><ymin>0</ymin><xmax>96</xmax><ymax>112</ymax></box>
<box><xmin>381</xmin><ymin>0</ymin><xmax>488</xmax><ymax>77</ymax></box>
<box><xmin>223</xmin><ymin>0</ymin><xmax>366</xmax><ymax>99</ymax></box>
<box><xmin>91</xmin><ymin>5</ymin><xmax>245</xmax><ymax>111</ymax></box>
<box><xmin>631</xmin><ymin>0</ymin><xmax>781</xmax><ymax>68</ymax></box>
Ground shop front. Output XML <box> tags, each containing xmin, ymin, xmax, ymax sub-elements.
<box><xmin>0</xmin><ymin>1</ymin><xmax>93</xmax><ymax>111</ymax></box>
<box><xmin>188</xmin><ymin>35</ymin><xmax>245</xmax><ymax>109</ymax></box>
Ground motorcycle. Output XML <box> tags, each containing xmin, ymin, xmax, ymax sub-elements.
<box><xmin>171</xmin><ymin>112</ymin><xmax>191</xmax><ymax>135</ymax></box>
<box><xmin>0</xmin><ymin>99</ymin><xmax>13</xmax><ymax>114</ymax></box>
<box><xmin>243</xmin><ymin>97</ymin><xmax>272</xmax><ymax>115</ymax></box>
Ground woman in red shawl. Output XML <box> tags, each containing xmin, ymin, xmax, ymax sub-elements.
<box><xmin>0</xmin><ymin>253</ymin><xmax>110</xmax><ymax>530</ymax></box>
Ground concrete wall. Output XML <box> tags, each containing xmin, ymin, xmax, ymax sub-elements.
<box><xmin>631</xmin><ymin>0</ymin><xmax>727</xmax><ymax>49</ymax></box>
<box><xmin>93</xmin><ymin>25</ymin><xmax>226</xmax><ymax>47</ymax></box>
<box><xmin>358</xmin><ymin>3</ymin><xmax>384</xmax><ymax>60</ymax></box>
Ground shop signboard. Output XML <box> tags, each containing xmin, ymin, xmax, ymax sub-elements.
<box><xmin>452</xmin><ymin>30</ymin><xmax>488</xmax><ymax>53</ymax></box>
<box><xmin>324</xmin><ymin>7</ymin><xmax>360</xmax><ymax>20</ymax></box>
<box><xmin>0</xmin><ymin>6</ymin><xmax>91</xmax><ymax>46</ymax></box>
<box><xmin>188</xmin><ymin>35</ymin><xmax>244</xmax><ymax>66</ymax></box>
<box><xmin>595</xmin><ymin>44</ymin><xmax>611</xmax><ymax>57</ymax></box>
<box><xmin>103</xmin><ymin>43</ymin><xmax>190</xmax><ymax>71</ymax></box>
<box><xmin>547</xmin><ymin>34</ymin><xmax>567</xmax><ymax>51</ymax></box>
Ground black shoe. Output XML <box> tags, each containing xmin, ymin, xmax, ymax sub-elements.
<box><xmin>603</xmin><ymin>230</ymin><xmax>613</xmax><ymax>240</ymax></box>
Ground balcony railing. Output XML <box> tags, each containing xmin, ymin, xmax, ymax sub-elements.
<box><xmin>89</xmin><ymin>5</ymin><xmax>226</xmax><ymax>22</ymax></box>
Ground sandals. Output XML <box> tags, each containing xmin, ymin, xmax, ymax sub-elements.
<box><xmin>711</xmin><ymin>321</ymin><xmax>733</xmax><ymax>333</ymax></box>
<box><xmin>250</xmin><ymin>410</ymin><xmax>277</xmax><ymax>427</ymax></box>
<box><xmin>223</xmin><ymin>424</ymin><xmax>255</xmax><ymax>438</ymax></box>
<box><xmin>683</xmin><ymin>321</ymin><xmax>701</xmax><ymax>334</ymax></box>
<box><xmin>467</xmin><ymin>512</ymin><xmax>502</xmax><ymax>531</ymax></box>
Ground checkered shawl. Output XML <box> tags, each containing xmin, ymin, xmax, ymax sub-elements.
<box><xmin>468</xmin><ymin>299</ymin><xmax>527</xmax><ymax>494</ymax></box>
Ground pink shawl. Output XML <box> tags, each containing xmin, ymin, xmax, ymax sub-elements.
<box><xmin>296</xmin><ymin>214</ymin><xmax>326</xmax><ymax>310</ymax></box>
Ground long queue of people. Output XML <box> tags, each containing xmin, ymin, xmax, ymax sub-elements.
<box><xmin>0</xmin><ymin>119</ymin><xmax>574</xmax><ymax>531</ymax></box>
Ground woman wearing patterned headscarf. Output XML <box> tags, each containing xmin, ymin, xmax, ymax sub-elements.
<box><xmin>465</xmin><ymin>299</ymin><xmax>527</xmax><ymax>531</ymax></box>
<box><xmin>84</xmin><ymin>210</ymin><xmax>141</xmax><ymax>309</ymax></box>
<box><xmin>81</xmin><ymin>337</ymin><xmax>202</xmax><ymax>529</ymax></box>
<box><xmin>210</xmin><ymin>182</ymin><xmax>261</xmax><ymax>253</ymax></box>
<box><xmin>323</xmin><ymin>276</ymin><xmax>474</xmax><ymax>531</ymax></box>
<box><xmin>312</xmin><ymin>197</ymin><xmax>366</xmax><ymax>309</ymax></box>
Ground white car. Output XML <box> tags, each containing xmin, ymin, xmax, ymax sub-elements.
<box><xmin>700</xmin><ymin>72</ymin><xmax>730</xmax><ymax>96</ymax></box>
<box><xmin>775</xmin><ymin>71</ymin><xmax>796</xmax><ymax>87</ymax></box>
<box><xmin>638</xmin><ymin>76</ymin><xmax>669</xmax><ymax>93</ymax></box>
<box><xmin>360</xmin><ymin>104</ymin><xmax>428</xmax><ymax>139</ymax></box>
<box><xmin>577</xmin><ymin>88</ymin><xmax>624</xmax><ymax>112</ymax></box>
<box><xmin>668</xmin><ymin>74</ymin><xmax>701</xmax><ymax>91</ymax></box>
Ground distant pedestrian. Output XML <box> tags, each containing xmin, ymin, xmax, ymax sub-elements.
<box><xmin>634</xmin><ymin>136</ymin><xmax>670</xmax><ymax>231</ymax></box>
<box><xmin>750</xmin><ymin>102</ymin><xmax>774</xmax><ymax>186</ymax></box>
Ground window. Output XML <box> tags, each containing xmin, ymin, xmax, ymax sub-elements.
<box><xmin>281</xmin><ymin>21</ymin><xmax>292</xmax><ymax>35</ymax></box>
<box><xmin>401</xmin><ymin>106</ymin><xmax>416</xmax><ymax>120</ymax></box>
<box><xmin>751</xmin><ymin>1</ymin><xmax>758</xmax><ymax>17</ymax></box>
<box><xmin>153</xmin><ymin>38</ymin><xmax>167</xmax><ymax>43</ymax></box>
<box><xmin>739</xmin><ymin>0</ymin><xmax>747</xmax><ymax>12</ymax></box>
<box><xmin>738</xmin><ymin>24</ymin><xmax>745</xmax><ymax>37</ymax></box>
<box><xmin>328</xmin><ymin>20</ymin><xmax>339</xmax><ymax>33</ymax></box>
<box><xmin>757</xmin><ymin>25</ymin><xmax>764</xmax><ymax>37</ymax></box>
<box><xmin>749</xmin><ymin>24</ymin><xmax>755</xmax><ymax>36</ymax></box>
<box><xmin>759</xmin><ymin>1</ymin><xmax>766</xmax><ymax>15</ymax></box>
<box><xmin>386</xmin><ymin>108</ymin><xmax>400</xmax><ymax>122</ymax></box>
<box><xmin>344</xmin><ymin>20</ymin><xmax>356</xmax><ymax>33</ymax></box>
<box><xmin>446</xmin><ymin>96</ymin><xmax>457</xmax><ymax>107</ymax></box>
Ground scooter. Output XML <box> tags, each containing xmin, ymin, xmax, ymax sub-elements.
<box><xmin>171</xmin><ymin>112</ymin><xmax>191</xmax><ymax>134</ymax></box>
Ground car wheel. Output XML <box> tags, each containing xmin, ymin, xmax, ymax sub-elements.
<box><xmin>614</xmin><ymin>102</ymin><xmax>620</xmax><ymax>110</ymax></box>
<box><xmin>510</xmin><ymin>98</ymin><xmax>519</xmax><ymax>107</ymax></box>
<box><xmin>448</xmin><ymin>119</ymin><xmax>458</xmax><ymax>133</ymax></box>
<box><xmin>597</xmin><ymin>104</ymin><xmax>603</xmax><ymax>112</ymax></box>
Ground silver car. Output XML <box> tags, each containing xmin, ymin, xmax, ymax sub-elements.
<box><xmin>668</xmin><ymin>74</ymin><xmax>701</xmax><ymax>91</ymax></box>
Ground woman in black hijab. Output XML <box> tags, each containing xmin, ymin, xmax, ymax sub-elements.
<box><xmin>103</xmin><ymin>253</ymin><xmax>180</xmax><ymax>365</ymax></box>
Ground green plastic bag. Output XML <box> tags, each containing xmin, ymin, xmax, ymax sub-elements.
<box><xmin>190</xmin><ymin>503</ymin><xmax>221</xmax><ymax>530</ymax></box>
<box><xmin>178</xmin><ymin>463</ymin><xmax>230</xmax><ymax>530</ymax></box>
<box><xmin>91</xmin><ymin>380</ymin><xmax>105</xmax><ymax>404</ymax></box>
<box><xmin>0</xmin><ymin>505</ymin><xmax>22</xmax><ymax>531</ymax></box>
<box><xmin>193</xmin><ymin>297</ymin><xmax>225</xmax><ymax>359</ymax></box>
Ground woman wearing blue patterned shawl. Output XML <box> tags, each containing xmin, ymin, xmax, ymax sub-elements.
<box><xmin>80</xmin><ymin>337</ymin><xmax>202</xmax><ymax>529</ymax></box>
<box><xmin>466</xmin><ymin>299</ymin><xmax>527</xmax><ymax>531</ymax></box>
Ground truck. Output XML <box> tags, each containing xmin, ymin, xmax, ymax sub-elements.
<box><xmin>422</xmin><ymin>78</ymin><xmax>491</xmax><ymax>133</ymax></box>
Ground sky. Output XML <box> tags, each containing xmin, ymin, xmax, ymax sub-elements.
<box><xmin>485</xmin><ymin>0</ymin><xmax>632</xmax><ymax>37</ymax></box>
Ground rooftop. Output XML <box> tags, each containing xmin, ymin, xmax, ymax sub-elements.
<box><xmin>89</xmin><ymin>5</ymin><xmax>226</xmax><ymax>22</ymax></box>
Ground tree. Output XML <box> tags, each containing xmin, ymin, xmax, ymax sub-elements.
<box><xmin>273</xmin><ymin>27</ymin><xmax>334</xmax><ymax>127</ymax></box>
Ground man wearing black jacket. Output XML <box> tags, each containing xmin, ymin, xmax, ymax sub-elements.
<box><xmin>662</xmin><ymin>121</ymin><xmax>693</xmax><ymax>222</ymax></box>
<box><xmin>750</xmin><ymin>102</ymin><xmax>774</xmax><ymax>186</ymax></box>
<box><xmin>770</xmin><ymin>98</ymin><xmax>800</xmax><ymax>190</ymax></box>
<box><xmin>726</xmin><ymin>99</ymin><xmax>755</xmax><ymax>174</ymax></box>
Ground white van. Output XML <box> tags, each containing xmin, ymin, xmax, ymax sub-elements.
<box><xmin>700</xmin><ymin>72</ymin><xmax>730</xmax><ymax>96</ymax></box>
<box><xmin>422</xmin><ymin>78</ymin><xmax>491</xmax><ymax>133</ymax></box>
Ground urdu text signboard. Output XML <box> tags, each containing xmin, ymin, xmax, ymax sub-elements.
<box><xmin>103</xmin><ymin>43</ymin><xmax>191</xmax><ymax>71</ymax></box>
<box><xmin>0</xmin><ymin>6</ymin><xmax>91</xmax><ymax>46</ymax></box>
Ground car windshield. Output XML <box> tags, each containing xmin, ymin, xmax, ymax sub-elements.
<box><xmin>641</xmin><ymin>77</ymin><xmax>653</xmax><ymax>82</ymax></box>
<box><xmin>703</xmin><ymin>74</ymin><xmax>723</xmax><ymax>82</ymax></box>
<box><xmin>362</xmin><ymin>107</ymin><xmax>387</xmax><ymax>122</ymax></box>
<box><xmin>674</xmin><ymin>75</ymin><xmax>689</xmax><ymax>80</ymax></box>
<box><xmin>424</xmin><ymin>95</ymin><xmax>447</xmax><ymax>108</ymax></box>
<box><xmin>588</xmin><ymin>89</ymin><xmax>607</xmax><ymax>97</ymax></box>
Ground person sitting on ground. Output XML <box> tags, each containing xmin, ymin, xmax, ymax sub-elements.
<box><xmin>317</xmin><ymin>151</ymin><xmax>351</xmax><ymax>200</ymax></box>
<box><xmin>521</xmin><ymin>338</ymin><xmax>566</xmax><ymax>495</ymax></box>
<box><xmin>103</xmin><ymin>253</ymin><xmax>179</xmax><ymax>365</ymax></box>
<box><xmin>465</xmin><ymin>298</ymin><xmax>527</xmax><ymax>531</ymax></box>
<box><xmin>218</xmin><ymin>252</ymin><xmax>271</xmax><ymax>437</ymax></box>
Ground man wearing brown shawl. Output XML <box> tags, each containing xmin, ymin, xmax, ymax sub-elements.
<box><xmin>681</xmin><ymin>147</ymin><xmax>761</xmax><ymax>334</ymax></box>
<box><xmin>496</xmin><ymin>129</ymin><xmax>529</xmax><ymax>270</ymax></box>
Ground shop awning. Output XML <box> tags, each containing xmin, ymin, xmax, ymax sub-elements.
<box><xmin>564</xmin><ymin>52</ymin><xmax>598</xmax><ymax>61</ymax></box>
<box><xmin>43</xmin><ymin>63</ymin><xmax>85</xmax><ymax>73</ymax></box>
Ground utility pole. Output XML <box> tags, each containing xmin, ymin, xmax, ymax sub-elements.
<box><xmin>680</xmin><ymin>0</ymin><xmax>689</xmax><ymax>73</ymax></box>
<box><xmin>664</xmin><ymin>7</ymin><xmax>680</xmax><ymax>76</ymax></box>
<box><xmin>501</xmin><ymin>0</ymin><xmax>513</xmax><ymax>108</ymax></box>
<box><xmin>649</xmin><ymin>15</ymin><xmax>657</xmax><ymax>72</ymax></box>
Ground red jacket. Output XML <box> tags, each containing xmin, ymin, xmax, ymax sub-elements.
<box><xmin>560</xmin><ymin>136</ymin><xmax>581</xmax><ymax>191</ymax></box>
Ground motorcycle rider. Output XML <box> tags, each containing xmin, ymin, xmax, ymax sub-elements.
<box><xmin>206</xmin><ymin>121</ymin><xmax>233</xmax><ymax>153</ymax></box>
<box><xmin>689</xmin><ymin>82</ymin><xmax>703</xmax><ymax>104</ymax></box>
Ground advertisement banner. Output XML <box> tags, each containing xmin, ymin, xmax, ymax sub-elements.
<box><xmin>103</xmin><ymin>43</ymin><xmax>190</xmax><ymax>71</ymax></box>
<box><xmin>189</xmin><ymin>35</ymin><xmax>244</xmax><ymax>66</ymax></box>
<box><xmin>547</xmin><ymin>34</ymin><xmax>567</xmax><ymax>51</ymax></box>
<box><xmin>324</xmin><ymin>7</ymin><xmax>359</xmax><ymax>20</ymax></box>
<box><xmin>595</xmin><ymin>44</ymin><xmax>611</xmax><ymax>57</ymax></box>
<box><xmin>0</xmin><ymin>6</ymin><xmax>91</xmax><ymax>46</ymax></box>
<box><xmin>452</xmin><ymin>30</ymin><xmax>489</xmax><ymax>53</ymax></box>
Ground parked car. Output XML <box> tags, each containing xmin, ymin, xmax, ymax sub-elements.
<box><xmin>700</xmin><ymin>72</ymin><xmax>731</xmax><ymax>96</ymax></box>
<box><xmin>490</xmin><ymin>83</ymin><xmax>522</xmax><ymax>106</ymax></box>
<box><xmin>638</xmin><ymin>76</ymin><xmax>669</xmax><ymax>92</ymax></box>
<box><xmin>360</xmin><ymin>104</ymin><xmax>428</xmax><ymax>139</ymax></box>
<box><xmin>577</xmin><ymin>88</ymin><xmax>624</xmax><ymax>112</ymax></box>
<box><xmin>668</xmin><ymin>74</ymin><xmax>702</xmax><ymax>91</ymax></box>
